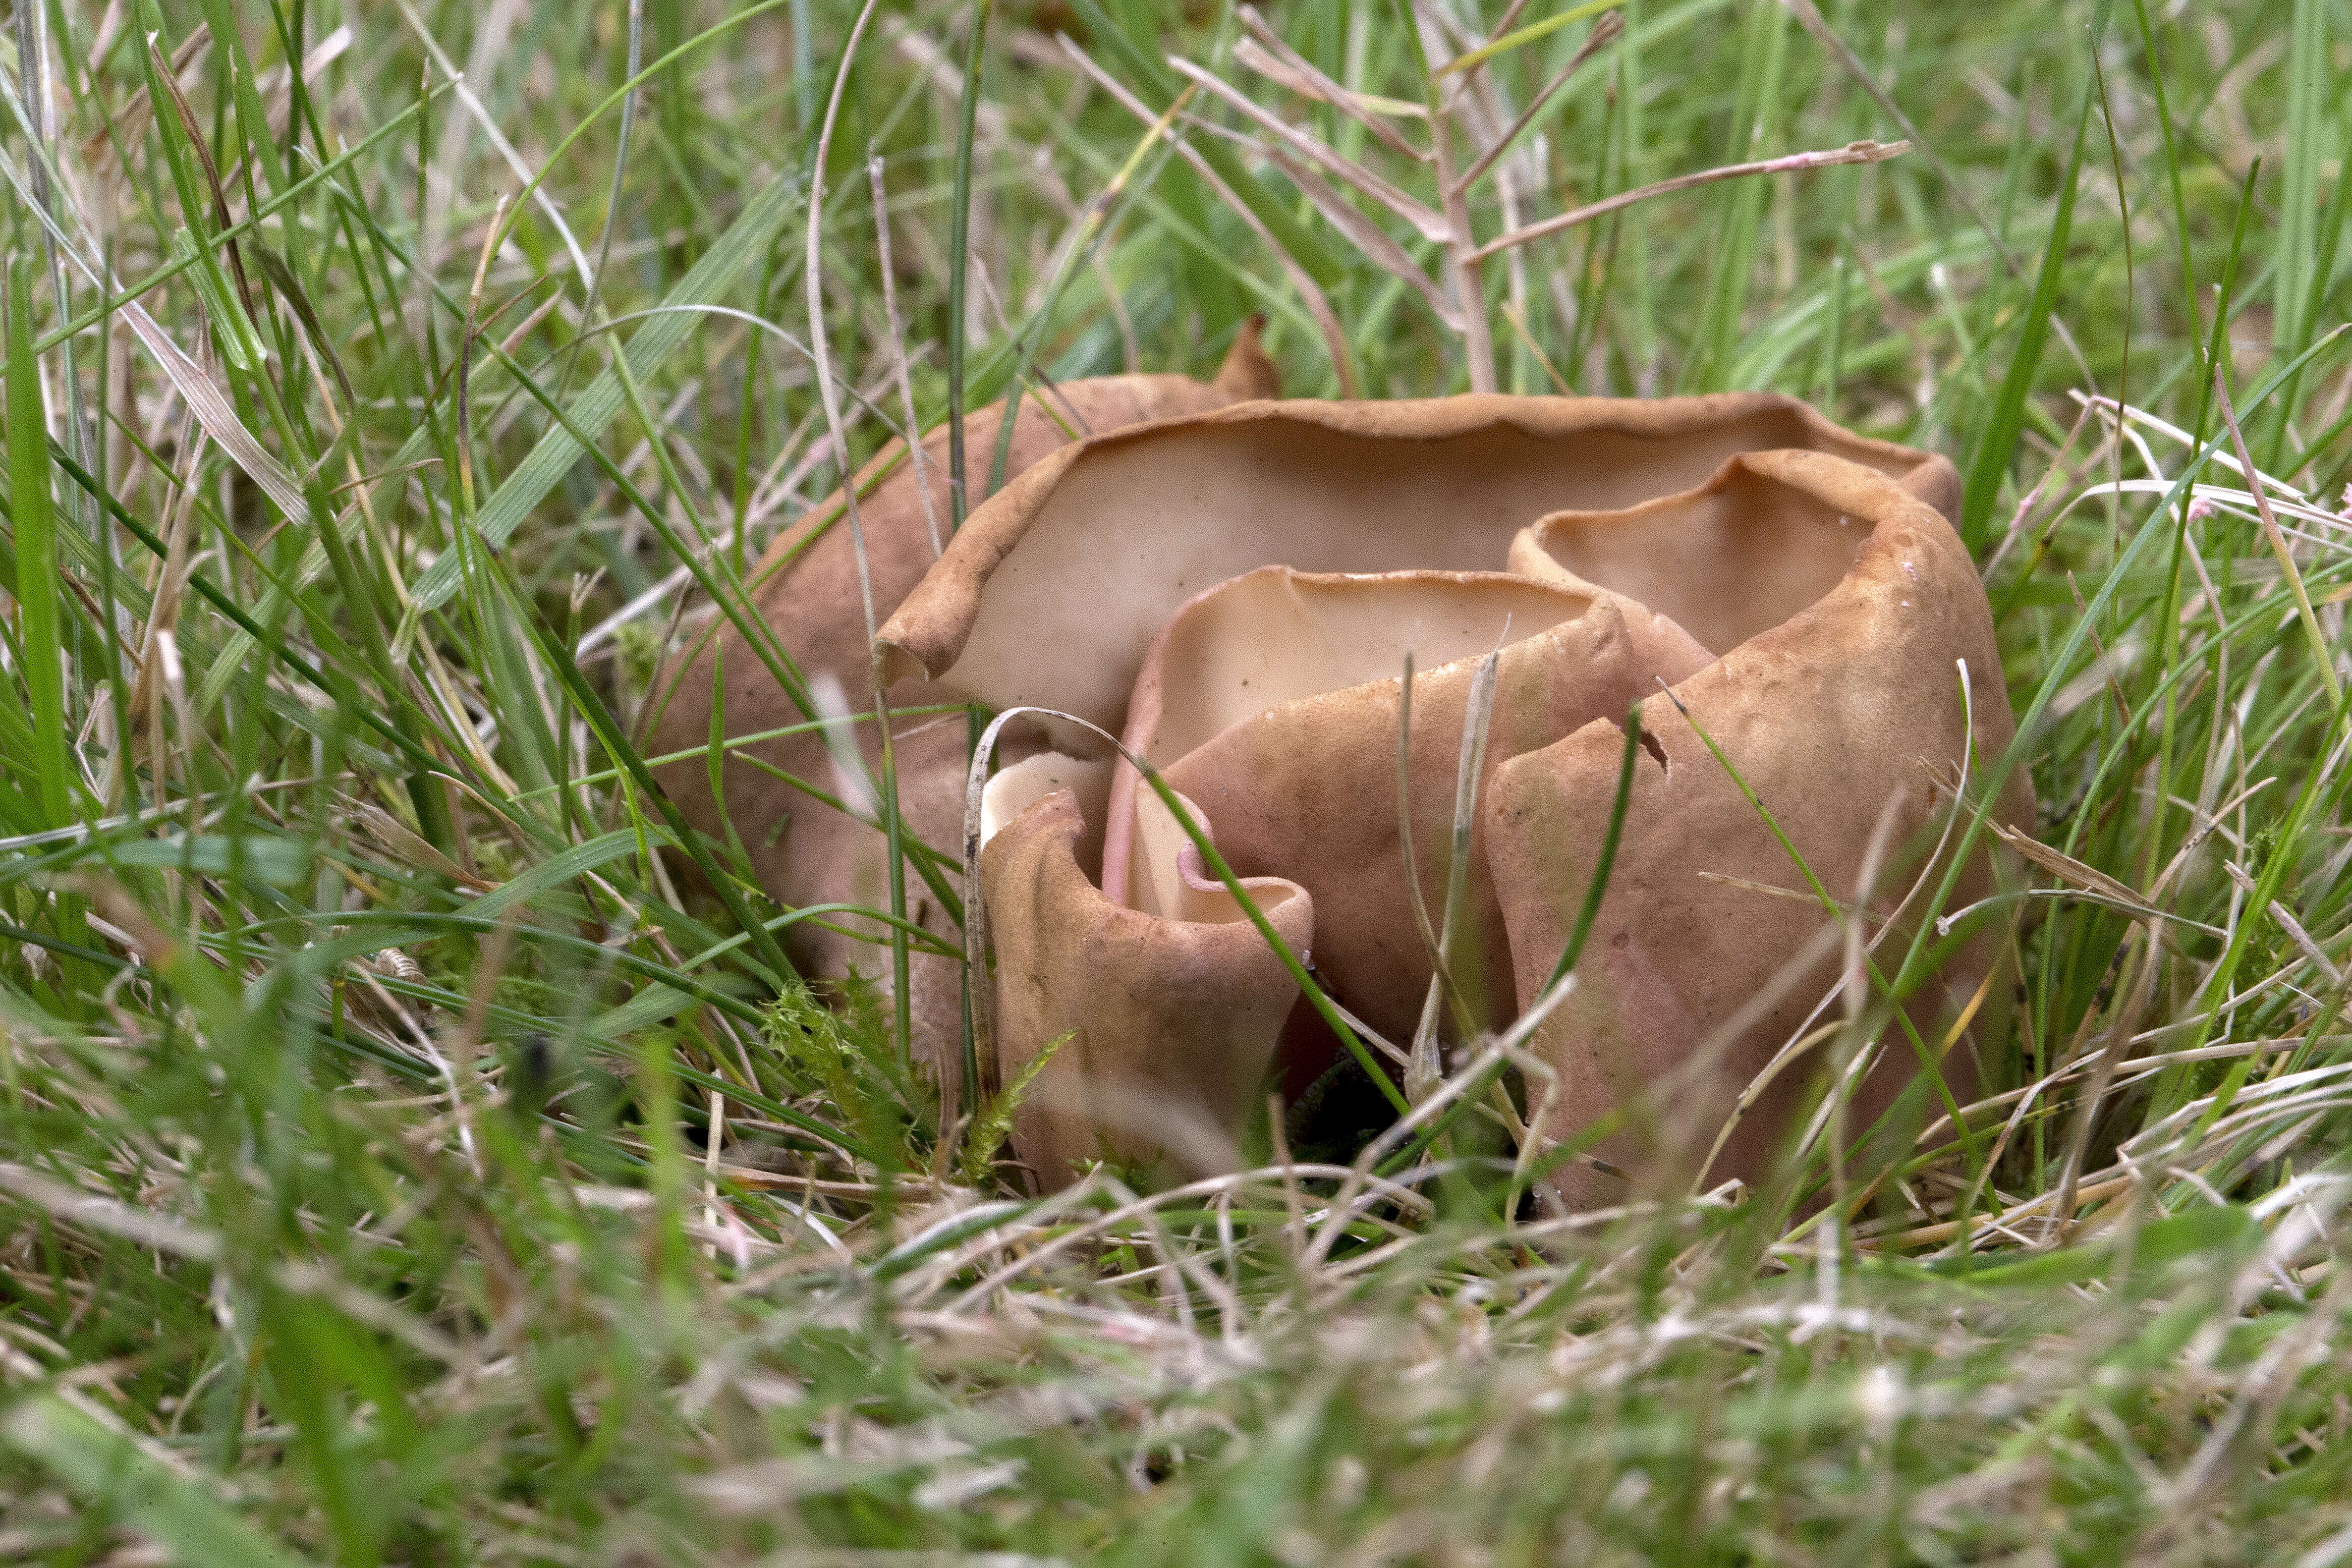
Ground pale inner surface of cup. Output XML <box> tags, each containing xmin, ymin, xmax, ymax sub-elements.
<box><xmin>1135</xmin><ymin>567</ymin><xmax>1594</xmax><ymax>766</ymax></box>
<box><xmin>1510</xmin><ymin>463</ymin><xmax>1872</xmax><ymax>656</ymax></box>
<box><xmin>937</xmin><ymin>406</ymin><xmax>1926</xmax><ymax>733</ymax></box>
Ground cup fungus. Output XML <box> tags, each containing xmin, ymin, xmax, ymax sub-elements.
<box><xmin>877</xmin><ymin>393</ymin><xmax>2033</xmax><ymax>1199</ymax></box>
<box><xmin>647</xmin><ymin>328</ymin><xmax>1280</xmax><ymax>1079</ymax></box>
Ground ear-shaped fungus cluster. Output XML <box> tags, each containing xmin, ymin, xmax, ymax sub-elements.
<box><xmin>878</xmin><ymin>394</ymin><xmax>2032</xmax><ymax>1200</ymax></box>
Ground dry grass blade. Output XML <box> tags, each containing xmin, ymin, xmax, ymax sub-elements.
<box><xmin>1396</xmin><ymin>653</ymin><xmax>1442</xmax><ymax>1026</ymax></box>
<box><xmin>1259</xmin><ymin>145</ymin><xmax>1464</xmax><ymax>330</ymax></box>
<box><xmin>1233</xmin><ymin>7</ymin><xmax>1430</xmax><ymax>160</ymax></box>
<box><xmin>2214</xmin><ymin>363</ymin><xmax>2346</xmax><ymax>708</ymax></box>
<box><xmin>0</xmin><ymin>1162</ymin><xmax>222</xmax><ymax>1262</ymax></box>
<box><xmin>1409</xmin><ymin>646</ymin><xmax>1500</xmax><ymax>1094</ymax></box>
<box><xmin>2269</xmin><ymin>903</ymin><xmax>2345</xmax><ymax>992</ymax></box>
<box><xmin>1468</xmin><ymin>139</ymin><xmax>1911</xmax><ymax>261</ymax></box>
<box><xmin>1450</xmin><ymin>11</ymin><xmax>1623</xmax><ymax>196</ymax></box>
<box><xmin>1164</xmin><ymin>55</ymin><xmax>1453</xmax><ymax>244</ymax></box>
<box><xmin>0</xmin><ymin>129</ymin><xmax>309</xmax><ymax>513</ymax></box>
<box><xmin>1992</xmin><ymin>819</ymin><xmax>2155</xmax><ymax>910</ymax></box>
<box><xmin>1061</xmin><ymin>35</ymin><xmax>1358</xmax><ymax>393</ymax></box>
<box><xmin>1438</xmin><ymin>0</ymin><xmax>1619</xmax><ymax>78</ymax></box>
<box><xmin>869</xmin><ymin>151</ymin><xmax>943</xmax><ymax>559</ymax></box>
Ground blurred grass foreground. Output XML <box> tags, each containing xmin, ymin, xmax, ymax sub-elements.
<box><xmin>5</xmin><ymin>0</ymin><xmax>2352</xmax><ymax>1561</ymax></box>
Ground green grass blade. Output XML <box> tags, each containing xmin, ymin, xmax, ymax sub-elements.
<box><xmin>946</xmin><ymin>0</ymin><xmax>991</xmax><ymax>526</ymax></box>
<box><xmin>409</xmin><ymin>166</ymin><xmax>803</xmax><ymax>611</ymax></box>
<box><xmin>2</xmin><ymin>1394</ymin><xmax>320</xmax><ymax>1568</ymax></box>
<box><xmin>1682</xmin><ymin>0</ymin><xmax>1786</xmax><ymax>391</ymax></box>
<box><xmin>1960</xmin><ymin>80</ymin><xmax>2094</xmax><ymax>550</ymax></box>
<box><xmin>2273</xmin><ymin>0</ymin><xmax>2330</xmax><ymax>364</ymax></box>
<box><xmin>5</xmin><ymin>258</ymin><xmax>70</xmax><ymax>829</ymax></box>
<box><xmin>1540</xmin><ymin>706</ymin><xmax>1645</xmax><ymax>996</ymax></box>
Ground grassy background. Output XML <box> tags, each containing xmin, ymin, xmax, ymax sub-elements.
<box><xmin>4</xmin><ymin>0</ymin><xmax>2352</xmax><ymax>1561</ymax></box>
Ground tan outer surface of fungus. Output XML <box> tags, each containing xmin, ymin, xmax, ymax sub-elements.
<box><xmin>1487</xmin><ymin>449</ymin><xmax>2034</xmax><ymax>1206</ymax></box>
<box><xmin>921</xmin><ymin>394</ymin><xmax>2028</xmax><ymax>1198</ymax></box>
<box><xmin>646</xmin><ymin>329</ymin><xmax>1279</xmax><ymax>1088</ymax></box>
<box><xmin>981</xmin><ymin>790</ymin><xmax>1312</xmax><ymax>1186</ymax></box>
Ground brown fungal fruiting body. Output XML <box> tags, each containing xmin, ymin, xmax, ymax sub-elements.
<box><xmin>646</xmin><ymin>328</ymin><xmax>1280</xmax><ymax>1087</ymax></box>
<box><xmin>882</xmin><ymin>393</ymin><xmax>2029</xmax><ymax>1198</ymax></box>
